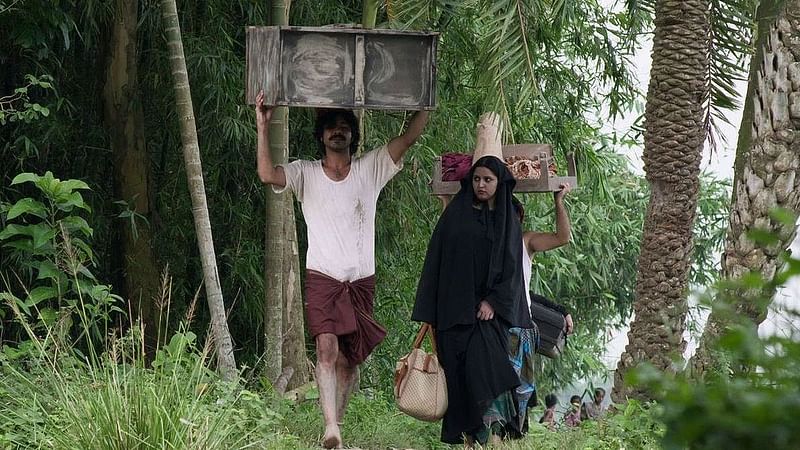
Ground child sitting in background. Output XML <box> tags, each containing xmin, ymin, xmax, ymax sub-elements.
<box><xmin>539</xmin><ymin>394</ymin><xmax>558</xmax><ymax>430</ymax></box>
<box><xmin>564</xmin><ymin>395</ymin><xmax>582</xmax><ymax>427</ymax></box>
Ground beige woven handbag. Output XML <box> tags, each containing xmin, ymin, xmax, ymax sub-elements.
<box><xmin>393</xmin><ymin>323</ymin><xmax>448</xmax><ymax>422</ymax></box>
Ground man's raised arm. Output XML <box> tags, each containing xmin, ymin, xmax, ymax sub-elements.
<box><xmin>386</xmin><ymin>110</ymin><xmax>430</xmax><ymax>163</ymax></box>
<box><xmin>255</xmin><ymin>90</ymin><xmax>287</xmax><ymax>187</ymax></box>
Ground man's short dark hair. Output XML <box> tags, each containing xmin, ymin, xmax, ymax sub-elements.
<box><xmin>313</xmin><ymin>109</ymin><xmax>360</xmax><ymax>157</ymax></box>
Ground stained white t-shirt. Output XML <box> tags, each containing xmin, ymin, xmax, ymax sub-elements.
<box><xmin>274</xmin><ymin>145</ymin><xmax>401</xmax><ymax>282</ymax></box>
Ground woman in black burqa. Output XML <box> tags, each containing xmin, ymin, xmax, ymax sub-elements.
<box><xmin>412</xmin><ymin>155</ymin><xmax>533</xmax><ymax>445</ymax></box>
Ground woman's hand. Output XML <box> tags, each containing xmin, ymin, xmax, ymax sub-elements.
<box><xmin>565</xmin><ymin>313</ymin><xmax>574</xmax><ymax>335</ymax></box>
<box><xmin>477</xmin><ymin>300</ymin><xmax>495</xmax><ymax>321</ymax></box>
<box><xmin>554</xmin><ymin>182</ymin><xmax>572</xmax><ymax>203</ymax></box>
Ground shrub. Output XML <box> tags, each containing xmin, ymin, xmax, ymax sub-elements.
<box><xmin>630</xmin><ymin>247</ymin><xmax>800</xmax><ymax>449</ymax></box>
<box><xmin>0</xmin><ymin>171</ymin><xmax>121</xmax><ymax>352</ymax></box>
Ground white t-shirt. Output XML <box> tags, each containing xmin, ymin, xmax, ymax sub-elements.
<box><xmin>274</xmin><ymin>145</ymin><xmax>402</xmax><ymax>282</ymax></box>
<box><xmin>522</xmin><ymin>240</ymin><xmax>532</xmax><ymax>308</ymax></box>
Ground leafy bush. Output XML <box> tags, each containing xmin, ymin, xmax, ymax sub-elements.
<box><xmin>629</xmin><ymin>247</ymin><xmax>800</xmax><ymax>449</ymax></box>
<box><xmin>0</xmin><ymin>175</ymin><xmax>300</xmax><ymax>447</ymax></box>
<box><xmin>0</xmin><ymin>172</ymin><xmax>122</xmax><ymax>351</ymax></box>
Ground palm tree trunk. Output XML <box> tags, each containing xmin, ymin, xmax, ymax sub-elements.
<box><xmin>103</xmin><ymin>0</ymin><xmax>162</xmax><ymax>354</ymax></box>
<box><xmin>160</xmin><ymin>0</ymin><xmax>237</xmax><ymax>381</ymax></box>
<box><xmin>612</xmin><ymin>0</ymin><xmax>710</xmax><ymax>402</ymax></box>
<box><xmin>691</xmin><ymin>0</ymin><xmax>800</xmax><ymax>376</ymax></box>
<box><xmin>263</xmin><ymin>0</ymin><xmax>291</xmax><ymax>385</ymax></box>
<box><xmin>731</xmin><ymin>0</ymin><xmax>785</xmax><ymax>191</ymax></box>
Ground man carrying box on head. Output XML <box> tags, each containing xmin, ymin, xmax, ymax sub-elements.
<box><xmin>254</xmin><ymin>90</ymin><xmax>429</xmax><ymax>449</ymax></box>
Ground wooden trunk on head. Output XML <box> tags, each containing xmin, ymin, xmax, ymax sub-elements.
<box><xmin>246</xmin><ymin>26</ymin><xmax>438</xmax><ymax>110</ymax></box>
<box><xmin>430</xmin><ymin>144</ymin><xmax>578</xmax><ymax>194</ymax></box>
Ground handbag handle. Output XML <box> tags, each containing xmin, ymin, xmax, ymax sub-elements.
<box><xmin>412</xmin><ymin>323</ymin><xmax>439</xmax><ymax>355</ymax></box>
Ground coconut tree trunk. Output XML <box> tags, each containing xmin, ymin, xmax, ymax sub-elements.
<box><xmin>612</xmin><ymin>0</ymin><xmax>710</xmax><ymax>402</ymax></box>
<box><xmin>691</xmin><ymin>0</ymin><xmax>800</xmax><ymax>376</ymax></box>
<box><xmin>103</xmin><ymin>0</ymin><xmax>162</xmax><ymax>352</ymax></box>
<box><xmin>160</xmin><ymin>0</ymin><xmax>237</xmax><ymax>381</ymax></box>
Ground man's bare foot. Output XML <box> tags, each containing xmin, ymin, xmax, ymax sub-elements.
<box><xmin>322</xmin><ymin>424</ymin><xmax>342</xmax><ymax>449</ymax></box>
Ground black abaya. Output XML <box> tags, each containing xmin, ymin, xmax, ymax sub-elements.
<box><xmin>412</xmin><ymin>156</ymin><xmax>532</xmax><ymax>444</ymax></box>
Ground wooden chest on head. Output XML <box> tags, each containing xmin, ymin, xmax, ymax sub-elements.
<box><xmin>246</xmin><ymin>26</ymin><xmax>438</xmax><ymax>110</ymax></box>
<box><xmin>430</xmin><ymin>144</ymin><xmax>578</xmax><ymax>194</ymax></box>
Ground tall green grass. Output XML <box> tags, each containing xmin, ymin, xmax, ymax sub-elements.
<box><xmin>0</xmin><ymin>325</ymin><xmax>301</xmax><ymax>449</ymax></box>
<box><xmin>0</xmin><ymin>265</ymin><xmax>301</xmax><ymax>450</ymax></box>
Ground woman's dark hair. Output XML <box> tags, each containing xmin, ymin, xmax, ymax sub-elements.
<box><xmin>471</xmin><ymin>155</ymin><xmax>503</xmax><ymax>176</ymax></box>
<box><xmin>313</xmin><ymin>109</ymin><xmax>360</xmax><ymax>157</ymax></box>
<box><xmin>545</xmin><ymin>393</ymin><xmax>558</xmax><ymax>408</ymax></box>
<box><xmin>511</xmin><ymin>196</ymin><xmax>524</xmax><ymax>222</ymax></box>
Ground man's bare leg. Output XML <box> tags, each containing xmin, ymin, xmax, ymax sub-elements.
<box><xmin>315</xmin><ymin>334</ymin><xmax>342</xmax><ymax>449</ymax></box>
<box><xmin>335</xmin><ymin>350</ymin><xmax>359</xmax><ymax>424</ymax></box>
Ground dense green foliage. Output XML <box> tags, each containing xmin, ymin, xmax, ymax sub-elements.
<box><xmin>2</xmin><ymin>1</ymin><xmax>793</xmax><ymax>449</ymax></box>
<box><xmin>629</xmin><ymin>235</ymin><xmax>800</xmax><ymax>450</ymax></box>
<box><xmin>0</xmin><ymin>0</ymin><xmax>734</xmax><ymax>396</ymax></box>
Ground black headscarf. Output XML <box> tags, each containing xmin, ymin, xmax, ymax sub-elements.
<box><xmin>413</xmin><ymin>156</ymin><xmax>533</xmax><ymax>330</ymax></box>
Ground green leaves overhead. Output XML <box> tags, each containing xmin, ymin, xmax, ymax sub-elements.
<box><xmin>385</xmin><ymin>0</ymin><xmax>646</xmax><ymax>201</ymax></box>
<box><xmin>390</xmin><ymin>0</ymin><xmax>642</xmax><ymax>131</ymax></box>
<box><xmin>705</xmin><ymin>0</ymin><xmax>757</xmax><ymax>152</ymax></box>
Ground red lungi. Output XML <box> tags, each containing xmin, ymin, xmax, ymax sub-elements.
<box><xmin>304</xmin><ymin>270</ymin><xmax>386</xmax><ymax>365</ymax></box>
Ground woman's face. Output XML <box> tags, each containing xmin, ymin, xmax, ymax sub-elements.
<box><xmin>472</xmin><ymin>166</ymin><xmax>498</xmax><ymax>203</ymax></box>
